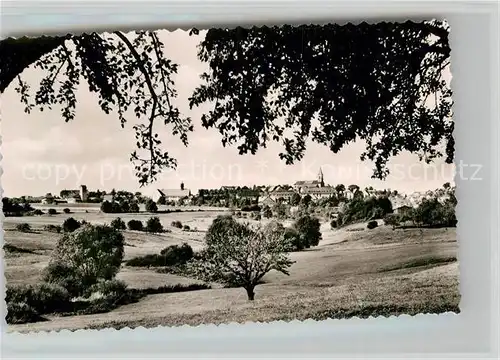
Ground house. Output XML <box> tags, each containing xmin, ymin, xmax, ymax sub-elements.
<box><xmin>158</xmin><ymin>189</ymin><xmax>191</xmax><ymax>202</ymax></box>
<box><xmin>267</xmin><ymin>185</ymin><xmax>296</xmax><ymax>202</ymax></box>
<box><xmin>394</xmin><ymin>205</ymin><xmax>413</xmax><ymax>216</ymax></box>
<box><xmin>66</xmin><ymin>196</ymin><xmax>80</xmax><ymax>204</ymax></box>
<box><xmin>301</xmin><ymin>186</ymin><xmax>336</xmax><ymax>199</ymax></box>
<box><xmin>157</xmin><ymin>182</ymin><xmax>191</xmax><ymax>203</ymax></box>
<box><xmin>258</xmin><ymin>196</ymin><xmax>276</xmax><ymax>208</ymax></box>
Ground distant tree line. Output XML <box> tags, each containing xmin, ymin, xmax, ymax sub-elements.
<box><xmin>2</xmin><ymin>197</ymin><xmax>34</xmax><ymax>216</ymax></box>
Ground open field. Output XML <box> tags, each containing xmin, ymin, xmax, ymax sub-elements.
<box><xmin>3</xmin><ymin>209</ymin><xmax>460</xmax><ymax>332</ymax></box>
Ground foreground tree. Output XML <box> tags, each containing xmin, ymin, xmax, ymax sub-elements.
<box><xmin>190</xmin><ymin>21</ymin><xmax>453</xmax><ymax>180</ymax></box>
<box><xmin>200</xmin><ymin>216</ymin><xmax>293</xmax><ymax>300</ymax></box>
<box><xmin>46</xmin><ymin>224</ymin><xmax>124</xmax><ymax>294</ymax></box>
<box><xmin>2</xmin><ymin>21</ymin><xmax>452</xmax><ymax>185</ymax></box>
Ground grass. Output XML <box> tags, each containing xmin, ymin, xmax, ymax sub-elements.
<box><xmin>83</xmin><ymin>270</ymin><xmax>460</xmax><ymax>330</ymax></box>
<box><xmin>379</xmin><ymin>256</ymin><xmax>457</xmax><ymax>272</ymax></box>
<box><xmin>66</xmin><ymin>283</ymin><xmax>211</xmax><ymax>317</ymax></box>
<box><xmin>7</xmin><ymin>282</ymin><xmax>212</xmax><ymax>324</ymax></box>
<box><xmin>4</xmin><ymin>213</ymin><xmax>459</xmax><ymax>332</ymax></box>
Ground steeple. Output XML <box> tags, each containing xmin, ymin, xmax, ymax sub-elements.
<box><xmin>317</xmin><ymin>167</ymin><xmax>324</xmax><ymax>187</ymax></box>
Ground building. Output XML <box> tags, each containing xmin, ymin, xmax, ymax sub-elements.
<box><xmin>394</xmin><ymin>205</ymin><xmax>414</xmax><ymax>216</ymax></box>
<box><xmin>80</xmin><ymin>185</ymin><xmax>88</xmax><ymax>202</ymax></box>
<box><xmin>302</xmin><ymin>186</ymin><xmax>337</xmax><ymax>199</ymax></box>
<box><xmin>59</xmin><ymin>185</ymin><xmax>87</xmax><ymax>203</ymax></box>
<box><xmin>294</xmin><ymin>168</ymin><xmax>336</xmax><ymax>199</ymax></box>
<box><xmin>258</xmin><ymin>196</ymin><xmax>276</xmax><ymax>208</ymax></box>
<box><xmin>221</xmin><ymin>186</ymin><xmax>237</xmax><ymax>191</ymax></box>
<box><xmin>157</xmin><ymin>182</ymin><xmax>192</xmax><ymax>203</ymax></box>
<box><xmin>66</xmin><ymin>196</ymin><xmax>80</xmax><ymax>204</ymax></box>
<box><xmin>267</xmin><ymin>185</ymin><xmax>296</xmax><ymax>202</ymax></box>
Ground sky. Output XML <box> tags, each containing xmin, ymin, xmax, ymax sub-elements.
<box><xmin>0</xmin><ymin>29</ymin><xmax>455</xmax><ymax>198</ymax></box>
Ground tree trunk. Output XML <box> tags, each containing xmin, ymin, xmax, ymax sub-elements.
<box><xmin>245</xmin><ymin>286</ymin><xmax>255</xmax><ymax>301</ymax></box>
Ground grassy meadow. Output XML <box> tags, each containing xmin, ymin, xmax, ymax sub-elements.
<box><xmin>3</xmin><ymin>205</ymin><xmax>459</xmax><ymax>332</ymax></box>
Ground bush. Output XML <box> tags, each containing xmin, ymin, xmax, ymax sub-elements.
<box><xmin>383</xmin><ymin>214</ymin><xmax>400</xmax><ymax>229</ymax></box>
<box><xmin>126</xmin><ymin>254</ymin><xmax>166</xmax><ymax>267</ymax></box>
<box><xmin>330</xmin><ymin>219</ymin><xmax>338</xmax><ymax>229</ymax></box>
<box><xmin>6</xmin><ymin>302</ymin><xmax>44</xmax><ymax>324</ymax></box>
<box><xmin>292</xmin><ymin>215</ymin><xmax>322</xmax><ymax>248</ymax></box>
<box><xmin>48</xmin><ymin>208</ymin><xmax>57</xmax><ymax>215</ymax></box>
<box><xmin>43</xmin><ymin>261</ymin><xmax>86</xmax><ymax>296</ymax></box>
<box><xmin>183</xmin><ymin>225</ymin><xmax>191</xmax><ymax>231</ymax></box>
<box><xmin>367</xmin><ymin>220</ymin><xmax>378</xmax><ymax>229</ymax></box>
<box><xmin>32</xmin><ymin>209</ymin><xmax>44</xmax><ymax>216</ymax></box>
<box><xmin>63</xmin><ymin>217</ymin><xmax>81</xmax><ymax>233</ymax></box>
<box><xmin>51</xmin><ymin>224</ymin><xmax>125</xmax><ymax>291</ymax></box>
<box><xmin>282</xmin><ymin>227</ymin><xmax>305</xmax><ymax>251</ymax></box>
<box><xmin>171</xmin><ymin>220</ymin><xmax>183</xmax><ymax>229</ymax></box>
<box><xmin>412</xmin><ymin>197</ymin><xmax>457</xmax><ymax>228</ymax></box>
<box><xmin>160</xmin><ymin>243</ymin><xmax>194</xmax><ymax>264</ymax></box>
<box><xmin>119</xmin><ymin>201</ymin><xmax>130</xmax><ymax>213</ymax></box>
<box><xmin>44</xmin><ymin>224</ymin><xmax>62</xmax><ymax>233</ymax></box>
<box><xmin>129</xmin><ymin>202</ymin><xmax>140</xmax><ymax>213</ymax></box>
<box><xmin>100</xmin><ymin>200</ymin><xmax>113</xmax><ymax>213</ymax></box>
<box><xmin>6</xmin><ymin>283</ymin><xmax>71</xmax><ymax>315</ymax></box>
<box><xmin>370</xmin><ymin>206</ymin><xmax>385</xmax><ymax>220</ymax></box>
<box><xmin>63</xmin><ymin>208</ymin><xmax>71</xmax><ymax>214</ymax></box>
<box><xmin>85</xmin><ymin>279</ymin><xmax>128</xmax><ymax>298</ymax></box>
<box><xmin>145</xmin><ymin>199</ymin><xmax>158</xmax><ymax>213</ymax></box>
<box><xmin>111</xmin><ymin>217</ymin><xmax>126</xmax><ymax>230</ymax></box>
<box><xmin>146</xmin><ymin>217</ymin><xmax>164</xmax><ymax>233</ymax></box>
<box><xmin>272</xmin><ymin>202</ymin><xmax>288</xmax><ymax>219</ymax></box>
<box><xmin>16</xmin><ymin>223</ymin><xmax>31</xmax><ymax>232</ymax></box>
<box><xmin>262</xmin><ymin>206</ymin><xmax>273</xmax><ymax>219</ymax></box>
<box><xmin>125</xmin><ymin>245</ymin><xmax>195</xmax><ymax>267</ymax></box>
<box><xmin>241</xmin><ymin>204</ymin><xmax>261</xmax><ymax>212</ymax></box>
<box><xmin>127</xmin><ymin>219</ymin><xmax>144</xmax><ymax>231</ymax></box>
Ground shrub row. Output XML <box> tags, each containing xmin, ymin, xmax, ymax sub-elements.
<box><xmin>15</xmin><ymin>223</ymin><xmax>32</xmax><ymax>232</ymax></box>
<box><xmin>6</xmin><ymin>279</ymin><xmax>211</xmax><ymax>324</ymax></box>
<box><xmin>101</xmin><ymin>200</ymin><xmax>140</xmax><ymax>214</ymax></box>
<box><xmin>124</xmin><ymin>217</ymin><xmax>165</xmax><ymax>233</ymax></box>
<box><xmin>125</xmin><ymin>243</ymin><xmax>194</xmax><ymax>267</ymax></box>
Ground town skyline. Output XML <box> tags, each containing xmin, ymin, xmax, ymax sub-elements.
<box><xmin>6</xmin><ymin>162</ymin><xmax>455</xmax><ymax>200</ymax></box>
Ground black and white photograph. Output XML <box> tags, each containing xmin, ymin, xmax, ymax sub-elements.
<box><xmin>1</xmin><ymin>20</ymin><xmax>459</xmax><ymax>332</ymax></box>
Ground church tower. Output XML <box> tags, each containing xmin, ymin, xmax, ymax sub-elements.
<box><xmin>317</xmin><ymin>168</ymin><xmax>324</xmax><ymax>187</ymax></box>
